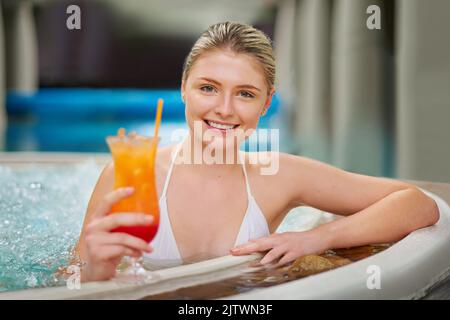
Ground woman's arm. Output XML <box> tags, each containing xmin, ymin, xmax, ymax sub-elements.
<box><xmin>73</xmin><ymin>162</ymin><xmax>115</xmax><ymax>260</ymax></box>
<box><xmin>315</xmin><ymin>187</ymin><xmax>439</xmax><ymax>249</ymax></box>
<box><xmin>70</xmin><ymin>163</ymin><xmax>153</xmax><ymax>282</ymax></box>
<box><xmin>231</xmin><ymin>153</ymin><xmax>439</xmax><ymax>265</ymax></box>
<box><xmin>280</xmin><ymin>153</ymin><xmax>437</xmax><ymax>217</ymax></box>
<box><xmin>281</xmin><ymin>153</ymin><xmax>439</xmax><ymax>224</ymax></box>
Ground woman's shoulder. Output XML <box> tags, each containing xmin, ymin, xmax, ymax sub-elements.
<box><xmin>241</xmin><ymin>150</ymin><xmax>325</xmax><ymax>195</ymax></box>
<box><xmin>241</xmin><ymin>150</ymin><xmax>306</xmax><ymax>177</ymax></box>
<box><xmin>240</xmin><ymin>151</ymin><xmax>307</xmax><ymax>221</ymax></box>
<box><xmin>156</xmin><ymin>143</ymin><xmax>179</xmax><ymax>170</ymax></box>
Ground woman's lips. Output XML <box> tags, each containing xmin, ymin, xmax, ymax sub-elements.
<box><xmin>203</xmin><ymin>120</ymin><xmax>239</xmax><ymax>134</ymax></box>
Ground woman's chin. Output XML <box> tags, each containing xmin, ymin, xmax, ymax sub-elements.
<box><xmin>195</xmin><ymin>137</ymin><xmax>240</xmax><ymax>161</ymax></box>
<box><xmin>202</xmin><ymin>137</ymin><xmax>238</xmax><ymax>151</ymax></box>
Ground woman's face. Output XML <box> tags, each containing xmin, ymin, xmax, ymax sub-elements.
<box><xmin>181</xmin><ymin>48</ymin><xmax>274</xmax><ymax>152</ymax></box>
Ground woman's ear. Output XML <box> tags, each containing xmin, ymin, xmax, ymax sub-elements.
<box><xmin>181</xmin><ymin>80</ymin><xmax>186</xmax><ymax>103</ymax></box>
<box><xmin>262</xmin><ymin>88</ymin><xmax>275</xmax><ymax>116</ymax></box>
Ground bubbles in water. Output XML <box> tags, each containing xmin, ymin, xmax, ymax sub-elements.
<box><xmin>29</xmin><ymin>182</ymin><xmax>43</xmax><ymax>190</ymax></box>
<box><xmin>263</xmin><ymin>276</ymin><xmax>281</xmax><ymax>283</ymax></box>
<box><xmin>25</xmin><ymin>275</ymin><xmax>38</xmax><ymax>287</ymax></box>
<box><xmin>0</xmin><ymin>160</ymin><xmax>102</xmax><ymax>293</ymax></box>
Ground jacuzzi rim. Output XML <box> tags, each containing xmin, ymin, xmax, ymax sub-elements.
<box><xmin>225</xmin><ymin>188</ymin><xmax>450</xmax><ymax>300</ymax></box>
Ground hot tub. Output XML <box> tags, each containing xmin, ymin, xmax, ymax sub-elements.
<box><xmin>0</xmin><ymin>153</ymin><xmax>449</xmax><ymax>299</ymax></box>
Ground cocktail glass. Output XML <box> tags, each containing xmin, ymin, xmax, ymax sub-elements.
<box><xmin>106</xmin><ymin>133</ymin><xmax>160</xmax><ymax>284</ymax></box>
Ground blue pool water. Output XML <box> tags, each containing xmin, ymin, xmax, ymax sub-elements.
<box><xmin>0</xmin><ymin>161</ymin><xmax>101</xmax><ymax>292</ymax></box>
<box><xmin>5</xmin><ymin>88</ymin><xmax>284</xmax><ymax>153</ymax></box>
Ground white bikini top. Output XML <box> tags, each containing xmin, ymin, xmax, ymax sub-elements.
<box><xmin>143</xmin><ymin>140</ymin><xmax>270</xmax><ymax>267</ymax></box>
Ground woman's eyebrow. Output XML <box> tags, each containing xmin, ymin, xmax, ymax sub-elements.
<box><xmin>198</xmin><ymin>77</ymin><xmax>221</xmax><ymax>86</ymax></box>
<box><xmin>236</xmin><ymin>84</ymin><xmax>261</xmax><ymax>92</ymax></box>
<box><xmin>197</xmin><ymin>77</ymin><xmax>261</xmax><ymax>92</ymax></box>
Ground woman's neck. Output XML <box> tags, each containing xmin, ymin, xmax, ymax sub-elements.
<box><xmin>174</xmin><ymin>135</ymin><xmax>244</xmax><ymax>176</ymax></box>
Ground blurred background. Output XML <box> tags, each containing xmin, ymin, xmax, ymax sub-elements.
<box><xmin>0</xmin><ymin>0</ymin><xmax>449</xmax><ymax>182</ymax></box>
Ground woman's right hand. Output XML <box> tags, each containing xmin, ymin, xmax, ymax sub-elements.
<box><xmin>80</xmin><ymin>187</ymin><xmax>153</xmax><ymax>282</ymax></box>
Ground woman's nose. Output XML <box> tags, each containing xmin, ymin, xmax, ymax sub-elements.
<box><xmin>214</xmin><ymin>96</ymin><xmax>234</xmax><ymax>117</ymax></box>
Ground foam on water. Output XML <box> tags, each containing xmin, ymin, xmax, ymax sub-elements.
<box><xmin>0</xmin><ymin>160</ymin><xmax>102</xmax><ymax>292</ymax></box>
<box><xmin>276</xmin><ymin>206</ymin><xmax>338</xmax><ymax>233</ymax></box>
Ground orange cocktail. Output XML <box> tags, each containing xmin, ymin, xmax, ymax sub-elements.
<box><xmin>106</xmin><ymin>132</ymin><xmax>159</xmax><ymax>243</ymax></box>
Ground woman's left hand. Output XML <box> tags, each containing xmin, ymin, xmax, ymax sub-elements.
<box><xmin>230</xmin><ymin>230</ymin><xmax>330</xmax><ymax>268</ymax></box>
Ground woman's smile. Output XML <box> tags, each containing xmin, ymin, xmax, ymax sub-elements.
<box><xmin>182</xmin><ymin>48</ymin><xmax>274</xmax><ymax>147</ymax></box>
<box><xmin>203</xmin><ymin>119</ymin><xmax>240</xmax><ymax>134</ymax></box>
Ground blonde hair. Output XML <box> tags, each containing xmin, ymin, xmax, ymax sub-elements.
<box><xmin>182</xmin><ymin>22</ymin><xmax>276</xmax><ymax>92</ymax></box>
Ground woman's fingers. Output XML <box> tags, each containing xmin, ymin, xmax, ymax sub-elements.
<box><xmin>230</xmin><ymin>237</ymin><xmax>275</xmax><ymax>255</ymax></box>
<box><xmin>274</xmin><ymin>252</ymin><xmax>297</xmax><ymax>268</ymax></box>
<box><xmin>92</xmin><ymin>187</ymin><xmax>135</xmax><ymax>219</ymax></box>
<box><xmin>260</xmin><ymin>247</ymin><xmax>286</xmax><ymax>265</ymax></box>
<box><xmin>95</xmin><ymin>245</ymin><xmax>142</xmax><ymax>261</ymax></box>
<box><xmin>88</xmin><ymin>213</ymin><xmax>153</xmax><ymax>233</ymax></box>
<box><xmin>93</xmin><ymin>232</ymin><xmax>152</xmax><ymax>253</ymax></box>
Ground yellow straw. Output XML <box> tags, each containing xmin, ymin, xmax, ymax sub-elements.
<box><xmin>153</xmin><ymin>98</ymin><xmax>163</xmax><ymax>139</ymax></box>
<box><xmin>150</xmin><ymin>98</ymin><xmax>164</xmax><ymax>160</ymax></box>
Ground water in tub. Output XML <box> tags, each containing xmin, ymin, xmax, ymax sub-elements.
<box><xmin>0</xmin><ymin>159</ymin><xmax>386</xmax><ymax>294</ymax></box>
<box><xmin>0</xmin><ymin>161</ymin><xmax>101</xmax><ymax>292</ymax></box>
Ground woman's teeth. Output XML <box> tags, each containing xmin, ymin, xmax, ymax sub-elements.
<box><xmin>205</xmin><ymin>120</ymin><xmax>238</xmax><ymax>130</ymax></box>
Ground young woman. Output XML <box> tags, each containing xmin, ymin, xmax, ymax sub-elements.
<box><xmin>75</xmin><ymin>22</ymin><xmax>439</xmax><ymax>282</ymax></box>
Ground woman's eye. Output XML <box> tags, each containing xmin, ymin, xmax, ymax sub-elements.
<box><xmin>239</xmin><ymin>91</ymin><xmax>255</xmax><ymax>98</ymax></box>
<box><xmin>200</xmin><ymin>85</ymin><xmax>215</xmax><ymax>93</ymax></box>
